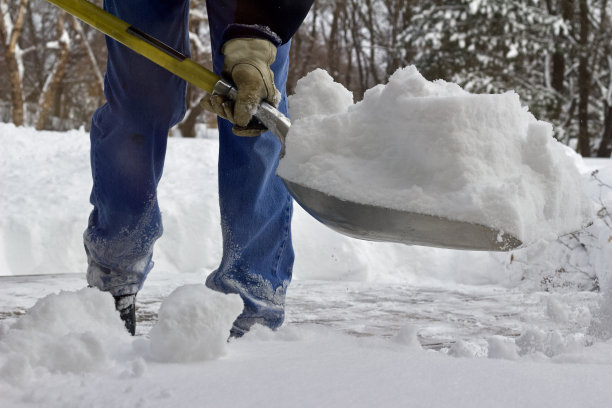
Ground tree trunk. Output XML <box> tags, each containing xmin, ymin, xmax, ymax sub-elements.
<box><xmin>327</xmin><ymin>1</ymin><xmax>343</xmax><ymax>78</ymax></box>
<box><xmin>384</xmin><ymin>0</ymin><xmax>404</xmax><ymax>78</ymax></box>
<box><xmin>598</xmin><ymin>56</ymin><xmax>612</xmax><ymax>157</ymax></box>
<box><xmin>177</xmin><ymin>87</ymin><xmax>204</xmax><ymax>138</ymax></box>
<box><xmin>342</xmin><ymin>15</ymin><xmax>354</xmax><ymax>90</ymax></box>
<box><xmin>36</xmin><ymin>17</ymin><xmax>71</xmax><ymax>130</ymax></box>
<box><xmin>349</xmin><ymin>0</ymin><xmax>367</xmax><ymax>97</ymax></box>
<box><xmin>600</xmin><ymin>104</ymin><xmax>612</xmax><ymax>157</ymax></box>
<box><xmin>0</xmin><ymin>0</ymin><xmax>29</xmax><ymax>126</ymax></box>
<box><xmin>576</xmin><ymin>0</ymin><xmax>591</xmax><ymax>156</ymax></box>
<box><xmin>5</xmin><ymin>51</ymin><xmax>25</xmax><ymax>125</ymax></box>
<box><xmin>72</xmin><ymin>16</ymin><xmax>104</xmax><ymax>94</ymax></box>
<box><xmin>551</xmin><ymin>0</ymin><xmax>574</xmax><ymax>93</ymax></box>
<box><xmin>548</xmin><ymin>0</ymin><xmax>574</xmax><ymax>127</ymax></box>
<box><xmin>364</xmin><ymin>0</ymin><xmax>380</xmax><ymax>85</ymax></box>
<box><xmin>300</xmin><ymin>2</ymin><xmax>318</xmax><ymax>81</ymax></box>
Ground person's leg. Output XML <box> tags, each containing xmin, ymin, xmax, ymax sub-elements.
<box><xmin>205</xmin><ymin>1</ymin><xmax>295</xmax><ymax>336</ymax></box>
<box><xmin>85</xmin><ymin>1</ymin><xmax>190</xmax><ymax>298</ymax></box>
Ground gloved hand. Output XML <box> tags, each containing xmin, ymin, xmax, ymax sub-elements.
<box><xmin>201</xmin><ymin>38</ymin><xmax>280</xmax><ymax>137</ymax></box>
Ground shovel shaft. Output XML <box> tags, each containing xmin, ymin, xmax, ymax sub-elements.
<box><xmin>45</xmin><ymin>0</ymin><xmax>219</xmax><ymax>93</ymax></box>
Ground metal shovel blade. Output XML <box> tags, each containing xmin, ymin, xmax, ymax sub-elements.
<box><xmin>283</xmin><ymin>179</ymin><xmax>522</xmax><ymax>251</ymax></box>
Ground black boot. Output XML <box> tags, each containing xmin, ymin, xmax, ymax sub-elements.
<box><xmin>229</xmin><ymin>324</ymin><xmax>246</xmax><ymax>339</ymax></box>
<box><xmin>114</xmin><ymin>294</ymin><xmax>137</xmax><ymax>336</ymax></box>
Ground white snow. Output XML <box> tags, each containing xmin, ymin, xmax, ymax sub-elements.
<box><xmin>486</xmin><ymin>336</ymin><xmax>520</xmax><ymax>360</ymax></box>
<box><xmin>1</xmin><ymin>292</ymin><xmax>611</xmax><ymax>408</ymax></box>
<box><xmin>0</xmin><ymin>288</ymin><xmax>129</xmax><ymax>384</ymax></box>
<box><xmin>1</xmin><ymin>2</ymin><xmax>15</xmax><ymax>49</ymax></box>
<box><xmin>279</xmin><ymin>66</ymin><xmax>594</xmax><ymax>244</ymax></box>
<box><xmin>289</xmin><ymin>68</ymin><xmax>354</xmax><ymax>121</ymax></box>
<box><xmin>0</xmin><ymin>120</ymin><xmax>611</xmax><ymax>407</ymax></box>
<box><xmin>149</xmin><ymin>284</ymin><xmax>243</xmax><ymax>362</ymax></box>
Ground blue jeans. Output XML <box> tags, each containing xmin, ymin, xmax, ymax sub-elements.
<box><xmin>85</xmin><ymin>0</ymin><xmax>294</xmax><ymax>332</ymax></box>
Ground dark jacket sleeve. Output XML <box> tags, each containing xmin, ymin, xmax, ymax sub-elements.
<box><xmin>222</xmin><ymin>0</ymin><xmax>314</xmax><ymax>46</ymax></box>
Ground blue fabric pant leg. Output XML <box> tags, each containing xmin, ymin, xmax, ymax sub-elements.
<box><xmin>84</xmin><ymin>0</ymin><xmax>190</xmax><ymax>296</ymax></box>
<box><xmin>205</xmin><ymin>2</ymin><xmax>295</xmax><ymax>334</ymax></box>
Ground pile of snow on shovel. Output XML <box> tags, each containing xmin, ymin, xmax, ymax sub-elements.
<box><xmin>279</xmin><ymin>67</ymin><xmax>593</xmax><ymax>245</ymax></box>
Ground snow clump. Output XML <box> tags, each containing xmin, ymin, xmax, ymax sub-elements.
<box><xmin>0</xmin><ymin>288</ymin><xmax>129</xmax><ymax>383</ymax></box>
<box><xmin>486</xmin><ymin>336</ymin><xmax>520</xmax><ymax>360</ymax></box>
<box><xmin>279</xmin><ymin>66</ymin><xmax>593</xmax><ymax>244</ymax></box>
<box><xmin>289</xmin><ymin>69</ymin><xmax>353</xmax><ymax>121</ymax></box>
<box><xmin>149</xmin><ymin>284</ymin><xmax>243</xmax><ymax>363</ymax></box>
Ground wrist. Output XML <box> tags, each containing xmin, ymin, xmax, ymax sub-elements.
<box><xmin>222</xmin><ymin>24</ymin><xmax>282</xmax><ymax>47</ymax></box>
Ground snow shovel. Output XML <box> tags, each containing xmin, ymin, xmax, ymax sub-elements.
<box><xmin>45</xmin><ymin>0</ymin><xmax>522</xmax><ymax>252</ymax></box>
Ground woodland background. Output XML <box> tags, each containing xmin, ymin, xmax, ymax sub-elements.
<box><xmin>1</xmin><ymin>0</ymin><xmax>611</xmax><ymax>156</ymax></box>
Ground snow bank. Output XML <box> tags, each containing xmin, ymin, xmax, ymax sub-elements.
<box><xmin>0</xmin><ymin>125</ymin><xmax>92</xmax><ymax>277</ymax></box>
<box><xmin>0</xmin><ymin>122</ymin><xmax>223</xmax><ymax>278</ymax></box>
<box><xmin>149</xmin><ymin>284</ymin><xmax>242</xmax><ymax>362</ymax></box>
<box><xmin>280</xmin><ymin>66</ymin><xmax>593</xmax><ymax>244</ymax></box>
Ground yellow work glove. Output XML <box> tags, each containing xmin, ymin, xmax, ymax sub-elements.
<box><xmin>201</xmin><ymin>38</ymin><xmax>280</xmax><ymax>137</ymax></box>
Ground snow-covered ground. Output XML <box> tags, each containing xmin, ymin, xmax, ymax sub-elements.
<box><xmin>1</xmin><ymin>122</ymin><xmax>611</xmax><ymax>407</ymax></box>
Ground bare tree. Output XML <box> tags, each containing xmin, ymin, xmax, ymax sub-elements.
<box><xmin>577</xmin><ymin>0</ymin><xmax>591</xmax><ymax>155</ymax></box>
<box><xmin>35</xmin><ymin>14</ymin><xmax>71</xmax><ymax>130</ymax></box>
<box><xmin>288</xmin><ymin>0</ymin><xmax>324</xmax><ymax>94</ymax></box>
<box><xmin>599</xmin><ymin>54</ymin><xmax>612</xmax><ymax>156</ymax></box>
<box><xmin>175</xmin><ymin>0</ymin><xmax>214</xmax><ymax>137</ymax></box>
<box><xmin>71</xmin><ymin>16</ymin><xmax>103</xmax><ymax>93</ymax></box>
<box><xmin>545</xmin><ymin>0</ymin><xmax>575</xmax><ymax>131</ymax></box>
<box><xmin>0</xmin><ymin>0</ymin><xmax>29</xmax><ymax>126</ymax></box>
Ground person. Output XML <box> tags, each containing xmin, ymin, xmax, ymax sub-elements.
<box><xmin>84</xmin><ymin>0</ymin><xmax>313</xmax><ymax>337</ymax></box>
